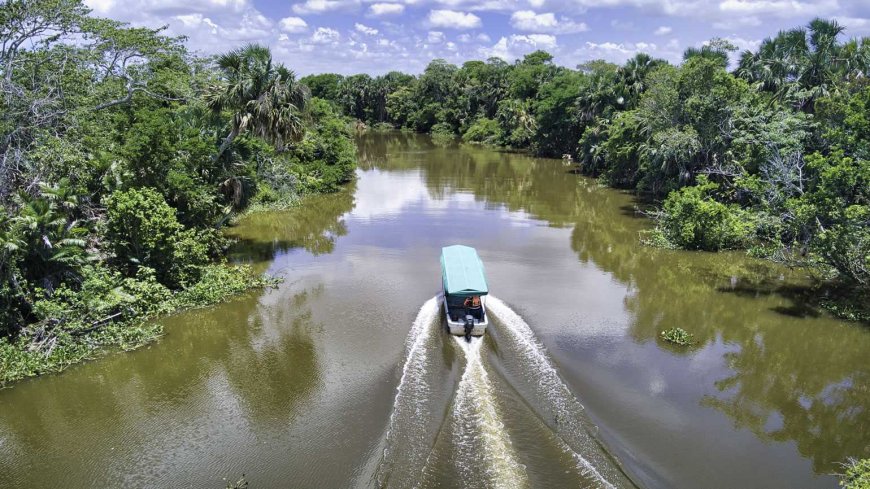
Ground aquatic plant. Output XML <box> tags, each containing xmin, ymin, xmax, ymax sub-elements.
<box><xmin>840</xmin><ymin>458</ymin><xmax>870</xmax><ymax>489</ymax></box>
<box><xmin>660</xmin><ymin>327</ymin><xmax>695</xmax><ymax>346</ymax></box>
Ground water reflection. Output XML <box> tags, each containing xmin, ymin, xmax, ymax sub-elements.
<box><xmin>359</xmin><ymin>131</ymin><xmax>870</xmax><ymax>478</ymax></box>
<box><xmin>1</xmin><ymin>132</ymin><xmax>867</xmax><ymax>489</ymax></box>
<box><xmin>0</xmin><ymin>286</ymin><xmax>322</xmax><ymax>488</ymax></box>
<box><xmin>227</xmin><ymin>182</ymin><xmax>356</xmax><ymax>263</ymax></box>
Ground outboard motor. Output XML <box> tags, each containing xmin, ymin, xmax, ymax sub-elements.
<box><xmin>464</xmin><ymin>315</ymin><xmax>474</xmax><ymax>341</ymax></box>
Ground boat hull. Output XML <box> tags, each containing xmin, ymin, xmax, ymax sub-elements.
<box><xmin>443</xmin><ymin>300</ymin><xmax>488</xmax><ymax>336</ymax></box>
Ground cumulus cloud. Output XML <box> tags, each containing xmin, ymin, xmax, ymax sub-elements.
<box><xmin>355</xmin><ymin>23</ymin><xmax>379</xmax><ymax>35</ymax></box>
<box><xmin>311</xmin><ymin>27</ymin><xmax>340</xmax><ymax>44</ymax></box>
<box><xmin>428</xmin><ymin>9</ymin><xmax>482</xmax><ymax>29</ymax></box>
<box><xmin>654</xmin><ymin>26</ymin><xmax>672</xmax><ymax>35</ymax></box>
<box><xmin>369</xmin><ymin>2</ymin><xmax>405</xmax><ymax>16</ymax></box>
<box><xmin>292</xmin><ymin>0</ymin><xmax>356</xmax><ymax>15</ymax></box>
<box><xmin>279</xmin><ymin>16</ymin><xmax>308</xmax><ymax>33</ymax></box>
<box><xmin>483</xmin><ymin>34</ymin><xmax>557</xmax><ymax>60</ymax></box>
<box><xmin>510</xmin><ymin>11</ymin><xmax>588</xmax><ymax>34</ymax></box>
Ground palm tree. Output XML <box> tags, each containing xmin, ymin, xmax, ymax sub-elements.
<box><xmin>682</xmin><ymin>38</ymin><xmax>736</xmax><ymax>68</ymax></box>
<box><xmin>619</xmin><ymin>53</ymin><xmax>666</xmax><ymax>107</ymax></box>
<box><xmin>736</xmin><ymin>19</ymin><xmax>868</xmax><ymax>111</ymax></box>
<box><xmin>206</xmin><ymin>44</ymin><xmax>309</xmax><ymax>161</ymax></box>
<box><xmin>12</xmin><ymin>192</ymin><xmax>90</xmax><ymax>289</ymax></box>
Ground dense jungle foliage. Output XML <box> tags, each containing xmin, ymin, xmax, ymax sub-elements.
<box><xmin>0</xmin><ymin>0</ymin><xmax>356</xmax><ymax>383</ymax></box>
<box><xmin>303</xmin><ymin>19</ymin><xmax>870</xmax><ymax>313</ymax></box>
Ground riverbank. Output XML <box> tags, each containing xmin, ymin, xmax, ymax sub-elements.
<box><xmin>0</xmin><ymin>264</ymin><xmax>278</xmax><ymax>387</ymax></box>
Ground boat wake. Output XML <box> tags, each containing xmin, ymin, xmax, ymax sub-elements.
<box><xmin>376</xmin><ymin>297</ymin><xmax>441</xmax><ymax>488</ymax></box>
<box><xmin>376</xmin><ymin>296</ymin><xmax>631</xmax><ymax>489</ymax></box>
<box><xmin>452</xmin><ymin>336</ymin><xmax>527</xmax><ymax>489</ymax></box>
<box><xmin>487</xmin><ymin>297</ymin><xmax>628</xmax><ymax>488</ymax></box>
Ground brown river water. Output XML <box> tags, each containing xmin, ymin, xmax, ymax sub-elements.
<box><xmin>0</xmin><ymin>132</ymin><xmax>867</xmax><ymax>488</ymax></box>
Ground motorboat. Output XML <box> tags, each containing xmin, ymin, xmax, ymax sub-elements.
<box><xmin>440</xmin><ymin>245</ymin><xmax>489</xmax><ymax>339</ymax></box>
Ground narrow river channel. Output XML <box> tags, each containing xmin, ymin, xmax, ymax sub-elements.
<box><xmin>0</xmin><ymin>132</ymin><xmax>867</xmax><ymax>488</ymax></box>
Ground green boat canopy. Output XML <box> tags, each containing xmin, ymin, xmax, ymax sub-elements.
<box><xmin>441</xmin><ymin>245</ymin><xmax>489</xmax><ymax>297</ymax></box>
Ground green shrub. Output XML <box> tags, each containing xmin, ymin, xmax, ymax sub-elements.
<box><xmin>1</xmin><ymin>263</ymin><xmax>277</xmax><ymax>386</ymax></box>
<box><xmin>106</xmin><ymin>188</ymin><xmax>213</xmax><ymax>287</ymax></box>
<box><xmin>285</xmin><ymin>99</ymin><xmax>357</xmax><ymax>194</ymax></box>
<box><xmin>658</xmin><ymin>176</ymin><xmax>755</xmax><ymax>250</ymax></box>
<box><xmin>371</xmin><ymin>122</ymin><xmax>395</xmax><ymax>131</ymax></box>
<box><xmin>430</xmin><ymin>122</ymin><xmax>454</xmax><ymax>136</ymax></box>
<box><xmin>175</xmin><ymin>264</ymin><xmax>278</xmax><ymax>308</ymax></box>
<box><xmin>462</xmin><ymin>117</ymin><xmax>503</xmax><ymax>145</ymax></box>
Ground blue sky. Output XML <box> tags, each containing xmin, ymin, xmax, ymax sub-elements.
<box><xmin>85</xmin><ymin>0</ymin><xmax>870</xmax><ymax>75</ymax></box>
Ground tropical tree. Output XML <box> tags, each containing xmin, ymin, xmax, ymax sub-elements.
<box><xmin>206</xmin><ymin>44</ymin><xmax>310</xmax><ymax>161</ymax></box>
<box><xmin>12</xmin><ymin>189</ymin><xmax>90</xmax><ymax>289</ymax></box>
<box><xmin>736</xmin><ymin>19</ymin><xmax>870</xmax><ymax>111</ymax></box>
<box><xmin>683</xmin><ymin>38</ymin><xmax>736</xmax><ymax>68</ymax></box>
<box><xmin>618</xmin><ymin>53</ymin><xmax>667</xmax><ymax>107</ymax></box>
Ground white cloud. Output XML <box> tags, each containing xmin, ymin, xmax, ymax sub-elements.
<box><xmin>836</xmin><ymin>16</ymin><xmax>870</xmax><ymax>35</ymax></box>
<box><xmin>718</xmin><ymin>0</ymin><xmax>838</xmax><ymax>17</ymax></box>
<box><xmin>311</xmin><ymin>27</ymin><xmax>340</xmax><ymax>44</ymax></box>
<box><xmin>428</xmin><ymin>9</ymin><xmax>482</xmax><ymax>29</ymax></box>
<box><xmin>573</xmin><ymin>40</ymin><xmax>685</xmax><ymax>64</ymax></box>
<box><xmin>654</xmin><ymin>26</ymin><xmax>672</xmax><ymax>35</ymax></box>
<box><xmin>477</xmin><ymin>33</ymin><xmax>491</xmax><ymax>42</ymax></box>
<box><xmin>712</xmin><ymin>16</ymin><xmax>762</xmax><ymax>29</ymax></box>
<box><xmin>292</xmin><ymin>0</ymin><xmax>356</xmax><ymax>14</ymax></box>
<box><xmin>483</xmin><ymin>34</ymin><xmax>557</xmax><ymax>60</ymax></box>
<box><xmin>510</xmin><ymin>10</ymin><xmax>588</xmax><ymax>34</ymax></box>
<box><xmin>428</xmin><ymin>31</ymin><xmax>446</xmax><ymax>43</ymax></box>
<box><xmin>369</xmin><ymin>2</ymin><xmax>405</xmax><ymax>15</ymax></box>
<box><xmin>355</xmin><ymin>23</ymin><xmax>379</xmax><ymax>35</ymax></box>
<box><xmin>279</xmin><ymin>16</ymin><xmax>308</xmax><ymax>33</ymax></box>
<box><xmin>175</xmin><ymin>13</ymin><xmax>219</xmax><ymax>33</ymax></box>
<box><xmin>610</xmin><ymin>19</ymin><xmax>634</xmax><ymax>30</ymax></box>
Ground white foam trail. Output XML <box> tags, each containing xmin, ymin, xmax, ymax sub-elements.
<box><xmin>487</xmin><ymin>297</ymin><xmax>620</xmax><ymax>489</ymax></box>
<box><xmin>377</xmin><ymin>296</ymin><xmax>441</xmax><ymax>488</ymax></box>
<box><xmin>452</xmin><ymin>336</ymin><xmax>528</xmax><ymax>489</ymax></box>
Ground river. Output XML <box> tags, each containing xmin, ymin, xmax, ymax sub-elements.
<box><xmin>0</xmin><ymin>132</ymin><xmax>867</xmax><ymax>488</ymax></box>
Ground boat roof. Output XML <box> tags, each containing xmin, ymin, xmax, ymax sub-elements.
<box><xmin>440</xmin><ymin>245</ymin><xmax>488</xmax><ymax>297</ymax></box>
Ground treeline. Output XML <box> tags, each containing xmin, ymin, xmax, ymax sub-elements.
<box><xmin>0</xmin><ymin>0</ymin><xmax>355</xmax><ymax>383</ymax></box>
<box><xmin>304</xmin><ymin>19</ymin><xmax>870</xmax><ymax>310</ymax></box>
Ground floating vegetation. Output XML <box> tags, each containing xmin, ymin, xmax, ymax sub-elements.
<box><xmin>660</xmin><ymin>327</ymin><xmax>694</xmax><ymax>346</ymax></box>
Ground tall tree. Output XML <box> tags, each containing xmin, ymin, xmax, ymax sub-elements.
<box><xmin>206</xmin><ymin>44</ymin><xmax>309</xmax><ymax>161</ymax></box>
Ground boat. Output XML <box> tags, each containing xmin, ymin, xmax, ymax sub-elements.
<box><xmin>440</xmin><ymin>245</ymin><xmax>489</xmax><ymax>339</ymax></box>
